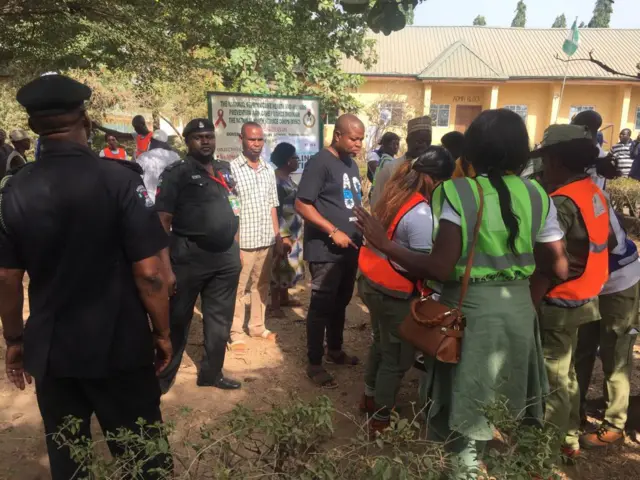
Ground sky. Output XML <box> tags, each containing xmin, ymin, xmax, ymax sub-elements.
<box><xmin>413</xmin><ymin>0</ymin><xmax>640</xmax><ymax>29</ymax></box>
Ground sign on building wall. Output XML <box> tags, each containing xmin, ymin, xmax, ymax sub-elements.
<box><xmin>207</xmin><ymin>92</ymin><xmax>322</xmax><ymax>174</ymax></box>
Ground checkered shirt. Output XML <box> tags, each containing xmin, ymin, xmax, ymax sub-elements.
<box><xmin>230</xmin><ymin>154</ymin><xmax>279</xmax><ymax>249</ymax></box>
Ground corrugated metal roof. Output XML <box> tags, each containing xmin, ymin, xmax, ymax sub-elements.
<box><xmin>417</xmin><ymin>40</ymin><xmax>507</xmax><ymax>80</ymax></box>
<box><xmin>342</xmin><ymin>26</ymin><xmax>640</xmax><ymax>80</ymax></box>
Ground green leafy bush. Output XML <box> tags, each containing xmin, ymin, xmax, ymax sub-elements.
<box><xmin>52</xmin><ymin>395</ymin><xmax>562</xmax><ymax>479</ymax></box>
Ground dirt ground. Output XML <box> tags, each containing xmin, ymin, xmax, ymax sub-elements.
<box><xmin>1</xmin><ymin>278</ymin><xmax>639</xmax><ymax>480</ymax></box>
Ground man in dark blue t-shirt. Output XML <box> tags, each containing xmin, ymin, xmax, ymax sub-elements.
<box><xmin>295</xmin><ymin>114</ymin><xmax>364</xmax><ymax>388</ymax></box>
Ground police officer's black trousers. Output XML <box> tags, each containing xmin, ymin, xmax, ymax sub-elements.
<box><xmin>159</xmin><ymin>238</ymin><xmax>241</xmax><ymax>391</ymax></box>
<box><xmin>35</xmin><ymin>366</ymin><xmax>171</xmax><ymax>479</ymax></box>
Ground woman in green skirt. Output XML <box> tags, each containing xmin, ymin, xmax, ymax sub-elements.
<box><xmin>355</xmin><ymin>109</ymin><xmax>568</xmax><ymax>478</ymax></box>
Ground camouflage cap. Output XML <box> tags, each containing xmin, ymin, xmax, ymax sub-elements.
<box><xmin>531</xmin><ymin>124</ymin><xmax>592</xmax><ymax>155</ymax></box>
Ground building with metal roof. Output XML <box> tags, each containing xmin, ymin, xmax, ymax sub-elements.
<box><xmin>341</xmin><ymin>26</ymin><xmax>640</xmax><ymax>145</ymax></box>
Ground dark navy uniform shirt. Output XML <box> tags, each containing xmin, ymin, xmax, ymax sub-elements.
<box><xmin>0</xmin><ymin>139</ymin><xmax>168</xmax><ymax>380</ymax></box>
<box><xmin>155</xmin><ymin>157</ymin><xmax>239</xmax><ymax>253</ymax></box>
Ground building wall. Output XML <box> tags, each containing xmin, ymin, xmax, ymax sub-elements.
<box><xmin>497</xmin><ymin>83</ymin><xmax>550</xmax><ymax>144</ymax></box>
<box><xmin>350</xmin><ymin>79</ymin><xmax>425</xmax><ymax>151</ymax></box>
<box><xmin>627</xmin><ymin>86</ymin><xmax>640</xmax><ymax>139</ymax></box>
<box><xmin>555</xmin><ymin>84</ymin><xmax>619</xmax><ymax>146</ymax></box>
<box><xmin>429</xmin><ymin>85</ymin><xmax>486</xmax><ymax>142</ymax></box>
<box><xmin>348</xmin><ymin>78</ymin><xmax>639</xmax><ymax>151</ymax></box>
<box><xmin>355</xmin><ymin>79</ymin><xmax>425</xmax><ymax>120</ymax></box>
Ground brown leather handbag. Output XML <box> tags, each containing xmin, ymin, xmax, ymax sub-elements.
<box><xmin>398</xmin><ymin>180</ymin><xmax>484</xmax><ymax>364</ymax></box>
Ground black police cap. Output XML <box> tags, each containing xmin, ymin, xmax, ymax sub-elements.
<box><xmin>16</xmin><ymin>74</ymin><xmax>92</xmax><ymax>117</ymax></box>
<box><xmin>183</xmin><ymin>118</ymin><xmax>215</xmax><ymax>138</ymax></box>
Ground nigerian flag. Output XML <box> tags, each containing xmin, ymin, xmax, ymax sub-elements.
<box><xmin>563</xmin><ymin>19</ymin><xmax>580</xmax><ymax>57</ymax></box>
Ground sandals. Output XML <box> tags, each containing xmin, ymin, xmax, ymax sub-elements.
<box><xmin>325</xmin><ymin>350</ymin><xmax>360</xmax><ymax>366</ymax></box>
<box><xmin>252</xmin><ymin>329</ymin><xmax>277</xmax><ymax>342</ymax></box>
<box><xmin>307</xmin><ymin>366</ymin><xmax>338</xmax><ymax>389</ymax></box>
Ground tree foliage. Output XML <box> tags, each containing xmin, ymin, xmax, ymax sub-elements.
<box><xmin>0</xmin><ymin>1</ymin><xmax>377</xmax><ymax>118</ymax></box>
<box><xmin>588</xmin><ymin>0</ymin><xmax>614</xmax><ymax>28</ymax></box>
<box><xmin>473</xmin><ymin>15</ymin><xmax>487</xmax><ymax>26</ymax></box>
<box><xmin>339</xmin><ymin>1</ymin><xmax>424</xmax><ymax>32</ymax></box>
<box><xmin>401</xmin><ymin>2</ymin><xmax>416</xmax><ymax>26</ymax></box>
<box><xmin>511</xmin><ymin>1</ymin><xmax>527</xmax><ymax>28</ymax></box>
<box><xmin>552</xmin><ymin>14</ymin><xmax>567</xmax><ymax>28</ymax></box>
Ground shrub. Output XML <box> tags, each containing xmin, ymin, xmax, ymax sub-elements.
<box><xmin>607</xmin><ymin>177</ymin><xmax>640</xmax><ymax>217</ymax></box>
<box><xmin>52</xmin><ymin>396</ymin><xmax>561</xmax><ymax>479</ymax></box>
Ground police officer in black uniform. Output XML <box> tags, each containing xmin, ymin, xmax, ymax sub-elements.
<box><xmin>156</xmin><ymin>118</ymin><xmax>242</xmax><ymax>392</ymax></box>
<box><xmin>0</xmin><ymin>74</ymin><xmax>173</xmax><ymax>479</ymax></box>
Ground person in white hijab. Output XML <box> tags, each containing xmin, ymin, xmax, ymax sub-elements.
<box><xmin>136</xmin><ymin>129</ymin><xmax>181</xmax><ymax>204</ymax></box>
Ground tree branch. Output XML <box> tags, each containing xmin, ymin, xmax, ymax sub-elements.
<box><xmin>554</xmin><ymin>50</ymin><xmax>640</xmax><ymax>80</ymax></box>
<box><xmin>159</xmin><ymin>114</ymin><xmax>185</xmax><ymax>144</ymax></box>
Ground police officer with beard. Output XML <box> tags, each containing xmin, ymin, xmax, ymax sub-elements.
<box><xmin>156</xmin><ymin>119</ymin><xmax>242</xmax><ymax>392</ymax></box>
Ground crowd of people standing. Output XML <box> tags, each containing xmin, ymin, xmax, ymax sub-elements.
<box><xmin>0</xmin><ymin>72</ymin><xmax>639</xmax><ymax>479</ymax></box>
<box><xmin>356</xmin><ymin>109</ymin><xmax>639</xmax><ymax>477</ymax></box>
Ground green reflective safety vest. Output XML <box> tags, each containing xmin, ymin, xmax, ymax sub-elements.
<box><xmin>431</xmin><ymin>175</ymin><xmax>550</xmax><ymax>282</ymax></box>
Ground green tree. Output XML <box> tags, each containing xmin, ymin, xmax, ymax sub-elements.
<box><xmin>402</xmin><ymin>3</ymin><xmax>416</xmax><ymax>25</ymax></box>
<box><xmin>588</xmin><ymin>0</ymin><xmax>614</xmax><ymax>28</ymax></box>
<box><xmin>552</xmin><ymin>14</ymin><xmax>567</xmax><ymax>28</ymax></box>
<box><xmin>579</xmin><ymin>21</ymin><xmax>587</xmax><ymax>28</ymax></box>
<box><xmin>0</xmin><ymin>1</ymin><xmax>374</xmax><ymax>115</ymax></box>
<box><xmin>511</xmin><ymin>1</ymin><xmax>527</xmax><ymax>27</ymax></box>
<box><xmin>473</xmin><ymin>15</ymin><xmax>487</xmax><ymax>26</ymax></box>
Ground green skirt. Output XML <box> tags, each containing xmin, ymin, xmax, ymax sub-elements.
<box><xmin>419</xmin><ymin>280</ymin><xmax>548</xmax><ymax>441</ymax></box>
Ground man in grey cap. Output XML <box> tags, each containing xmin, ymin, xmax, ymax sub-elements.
<box><xmin>370</xmin><ymin>115</ymin><xmax>432</xmax><ymax>207</ymax></box>
<box><xmin>5</xmin><ymin>129</ymin><xmax>30</xmax><ymax>171</ymax></box>
<box><xmin>0</xmin><ymin>74</ymin><xmax>173</xmax><ymax>479</ymax></box>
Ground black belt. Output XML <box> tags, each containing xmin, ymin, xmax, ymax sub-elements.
<box><xmin>171</xmin><ymin>231</ymin><xmax>231</xmax><ymax>254</ymax></box>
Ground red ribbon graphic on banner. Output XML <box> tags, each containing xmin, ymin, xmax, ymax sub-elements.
<box><xmin>215</xmin><ymin>109</ymin><xmax>227</xmax><ymax>128</ymax></box>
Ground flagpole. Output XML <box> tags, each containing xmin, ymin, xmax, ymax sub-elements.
<box><xmin>557</xmin><ymin>57</ymin><xmax>570</xmax><ymax>122</ymax></box>
<box><xmin>556</xmin><ymin>17</ymin><xmax>579</xmax><ymax>123</ymax></box>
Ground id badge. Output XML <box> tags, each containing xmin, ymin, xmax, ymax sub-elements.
<box><xmin>228</xmin><ymin>193</ymin><xmax>240</xmax><ymax>216</ymax></box>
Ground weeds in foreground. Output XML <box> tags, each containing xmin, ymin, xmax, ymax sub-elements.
<box><xmin>51</xmin><ymin>395</ymin><xmax>562</xmax><ymax>479</ymax></box>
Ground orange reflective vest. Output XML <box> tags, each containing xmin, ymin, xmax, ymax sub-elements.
<box><xmin>102</xmin><ymin>147</ymin><xmax>126</xmax><ymax>160</ymax></box>
<box><xmin>358</xmin><ymin>192</ymin><xmax>432</xmax><ymax>299</ymax></box>
<box><xmin>135</xmin><ymin>132</ymin><xmax>153</xmax><ymax>158</ymax></box>
<box><xmin>546</xmin><ymin>177</ymin><xmax>609</xmax><ymax>307</ymax></box>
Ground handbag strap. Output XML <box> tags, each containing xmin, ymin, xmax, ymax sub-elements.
<box><xmin>456</xmin><ymin>178</ymin><xmax>485</xmax><ymax>311</ymax></box>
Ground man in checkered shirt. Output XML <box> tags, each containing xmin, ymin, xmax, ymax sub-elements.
<box><xmin>229</xmin><ymin>122</ymin><xmax>282</xmax><ymax>349</ymax></box>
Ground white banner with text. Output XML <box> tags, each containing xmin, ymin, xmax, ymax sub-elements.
<box><xmin>208</xmin><ymin>92</ymin><xmax>322</xmax><ymax>174</ymax></box>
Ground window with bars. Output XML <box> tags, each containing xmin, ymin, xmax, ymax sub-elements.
<box><xmin>504</xmin><ymin>105</ymin><xmax>528</xmax><ymax>122</ymax></box>
<box><xmin>429</xmin><ymin>104</ymin><xmax>450</xmax><ymax>127</ymax></box>
<box><xmin>569</xmin><ymin>105</ymin><xmax>595</xmax><ymax>120</ymax></box>
<box><xmin>378</xmin><ymin>101</ymin><xmax>404</xmax><ymax>124</ymax></box>
<box><xmin>635</xmin><ymin>106</ymin><xmax>640</xmax><ymax>130</ymax></box>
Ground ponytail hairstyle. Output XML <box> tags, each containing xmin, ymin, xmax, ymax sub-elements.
<box><xmin>374</xmin><ymin>146</ymin><xmax>454</xmax><ymax>229</ymax></box>
<box><xmin>464</xmin><ymin>109</ymin><xmax>530</xmax><ymax>254</ymax></box>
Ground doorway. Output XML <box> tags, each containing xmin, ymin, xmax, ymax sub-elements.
<box><xmin>455</xmin><ymin>105</ymin><xmax>482</xmax><ymax>132</ymax></box>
